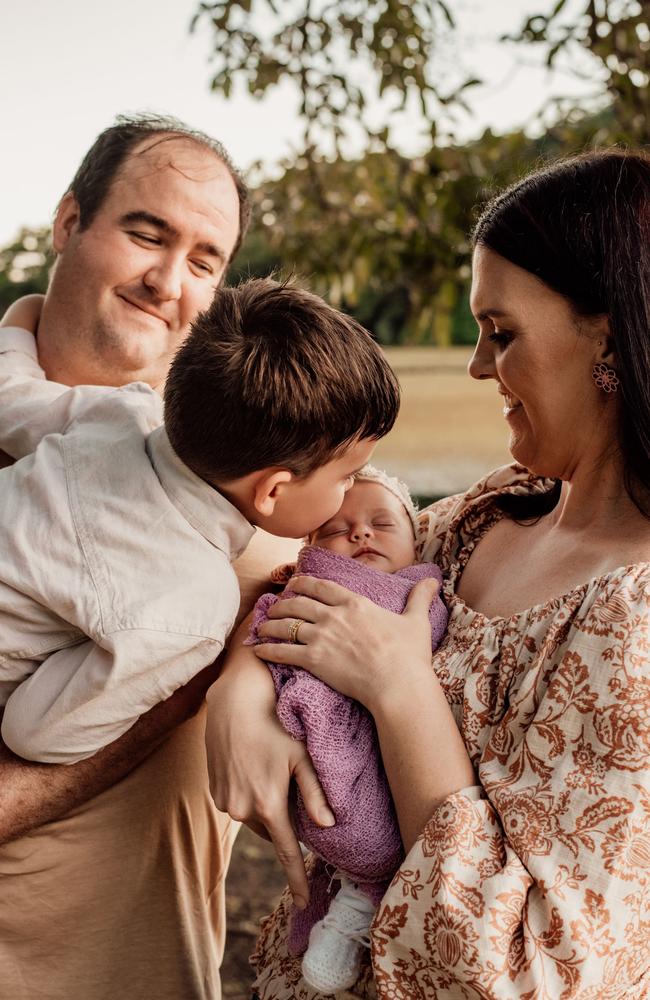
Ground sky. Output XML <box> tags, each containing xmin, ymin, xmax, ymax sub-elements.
<box><xmin>1</xmin><ymin>0</ymin><xmax>598</xmax><ymax>246</ymax></box>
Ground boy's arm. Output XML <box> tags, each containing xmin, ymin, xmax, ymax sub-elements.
<box><xmin>0</xmin><ymin>299</ymin><xmax>111</xmax><ymax>459</ymax></box>
<box><xmin>1</xmin><ymin>293</ymin><xmax>44</xmax><ymax>333</ymax></box>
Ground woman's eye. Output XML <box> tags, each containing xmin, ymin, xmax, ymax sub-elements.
<box><xmin>488</xmin><ymin>330</ymin><xmax>513</xmax><ymax>347</ymax></box>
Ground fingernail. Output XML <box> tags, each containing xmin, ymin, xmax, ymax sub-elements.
<box><xmin>293</xmin><ymin>894</ymin><xmax>308</xmax><ymax>910</ymax></box>
<box><xmin>319</xmin><ymin>808</ymin><xmax>336</xmax><ymax>827</ymax></box>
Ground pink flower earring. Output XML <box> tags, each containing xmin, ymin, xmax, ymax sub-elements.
<box><xmin>592</xmin><ymin>362</ymin><xmax>619</xmax><ymax>394</ymax></box>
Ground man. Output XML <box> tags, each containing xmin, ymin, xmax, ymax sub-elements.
<box><xmin>0</xmin><ymin>113</ymin><xmax>299</xmax><ymax>1000</ymax></box>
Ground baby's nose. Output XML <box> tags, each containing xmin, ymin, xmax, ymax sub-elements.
<box><xmin>351</xmin><ymin>524</ymin><xmax>372</xmax><ymax>540</ymax></box>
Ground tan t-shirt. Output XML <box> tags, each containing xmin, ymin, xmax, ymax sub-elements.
<box><xmin>0</xmin><ymin>707</ymin><xmax>236</xmax><ymax>1000</ymax></box>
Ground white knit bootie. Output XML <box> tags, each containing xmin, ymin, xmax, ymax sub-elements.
<box><xmin>301</xmin><ymin>880</ymin><xmax>376</xmax><ymax>994</ymax></box>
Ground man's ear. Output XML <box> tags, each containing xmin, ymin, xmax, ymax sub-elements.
<box><xmin>52</xmin><ymin>192</ymin><xmax>81</xmax><ymax>253</ymax></box>
<box><xmin>252</xmin><ymin>469</ymin><xmax>294</xmax><ymax>517</ymax></box>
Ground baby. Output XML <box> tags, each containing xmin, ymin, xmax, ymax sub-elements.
<box><xmin>0</xmin><ymin>278</ymin><xmax>400</xmax><ymax>765</ymax></box>
<box><xmin>248</xmin><ymin>467</ymin><xmax>448</xmax><ymax>994</ymax></box>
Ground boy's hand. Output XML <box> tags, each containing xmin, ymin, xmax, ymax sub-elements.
<box><xmin>1</xmin><ymin>294</ymin><xmax>45</xmax><ymax>333</ymax></box>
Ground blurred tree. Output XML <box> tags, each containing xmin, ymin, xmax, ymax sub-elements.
<box><xmin>0</xmin><ymin>228</ymin><xmax>51</xmax><ymax>315</ymax></box>
<box><xmin>221</xmin><ymin>0</ymin><xmax>649</xmax><ymax>342</ymax></box>
<box><xmin>235</xmin><ymin>125</ymin><xmax>562</xmax><ymax>344</ymax></box>
<box><xmin>192</xmin><ymin>0</ymin><xmax>479</xmax><ymax>155</ymax></box>
<box><xmin>506</xmin><ymin>0</ymin><xmax>650</xmax><ymax>144</ymax></box>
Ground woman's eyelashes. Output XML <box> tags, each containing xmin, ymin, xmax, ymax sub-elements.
<box><xmin>488</xmin><ymin>329</ymin><xmax>513</xmax><ymax>347</ymax></box>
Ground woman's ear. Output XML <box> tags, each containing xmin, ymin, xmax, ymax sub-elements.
<box><xmin>592</xmin><ymin>315</ymin><xmax>616</xmax><ymax>367</ymax></box>
<box><xmin>52</xmin><ymin>192</ymin><xmax>81</xmax><ymax>254</ymax></box>
<box><xmin>252</xmin><ymin>469</ymin><xmax>293</xmax><ymax>517</ymax></box>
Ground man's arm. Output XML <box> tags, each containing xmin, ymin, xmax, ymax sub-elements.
<box><xmin>0</xmin><ymin>657</ymin><xmax>218</xmax><ymax>845</ymax></box>
<box><xmin>0</xmin><ymin>528</ymin><xmax>300</xmax><ymax>843</ymax></box>
<box><xmin>0</xmin><ymin>324</ymin><xmax>112</xmax><ymax>460</ymax></box>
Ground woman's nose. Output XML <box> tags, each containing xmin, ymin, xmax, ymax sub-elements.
<box><xmin>467</xmin><ymin>336</ymin><xmax>496</xmax><ymax>381</ymax></box>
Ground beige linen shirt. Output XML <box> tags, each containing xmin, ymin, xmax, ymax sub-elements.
<box><xmin>0</xmin><ymin>326</ymin><xmax>254</xmax><ymax>763</ymax></box>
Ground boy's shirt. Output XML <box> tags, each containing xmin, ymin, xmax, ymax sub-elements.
<box><xmin>0</xmin><ymin>327</ymin><xmax>254</xmax><ymax>764</ymax></box>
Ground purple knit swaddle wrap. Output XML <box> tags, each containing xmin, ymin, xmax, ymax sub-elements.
<box><xmin>248</xmin><ymin>545</ymin><xmax>447</xmax><ymax>955</ymax></box>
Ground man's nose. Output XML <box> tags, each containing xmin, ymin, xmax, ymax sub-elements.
<box><xmin>143</xmin><ymin>255</ymin><xmax>184</xmax><ymax>301</ymax></box>
<box><xmin>467</xmin><ymin>335</ymin><xmax>496</xmax><ymax>381</ymax></box>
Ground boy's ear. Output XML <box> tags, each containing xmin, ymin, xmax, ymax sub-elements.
<box><xmin>252</xmin><ymin>469</ymin><xmax>294</xmax><ymax>517</ymax></box>
<box><xmin>52</xmin><ymin>193</ymin><xmax>81</xmax><ymax>254</ymax></box>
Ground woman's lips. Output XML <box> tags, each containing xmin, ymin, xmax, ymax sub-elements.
<box><xmin>500</xmin><ymin>391</ymin><xmax>522</xmax><ymax>417</ymax></box>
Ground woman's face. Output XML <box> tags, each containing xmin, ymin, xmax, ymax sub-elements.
<box><xmin>468</xmin><ymin>245</ymin><xmax>616</xmax><ymax>480</ymax></box>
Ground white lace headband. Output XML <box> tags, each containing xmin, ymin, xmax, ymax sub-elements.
<box><xmin>353</xmin><ymin>464</ymin><xmax>419</xmax><ymax>535</ymax></box>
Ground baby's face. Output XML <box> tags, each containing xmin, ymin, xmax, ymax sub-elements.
<box><xmin>311</xmin><ymin>480</ymin><xmax>416</xmax><ymax>572</ymax></box>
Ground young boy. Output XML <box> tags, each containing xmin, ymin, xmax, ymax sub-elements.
<box><xmin>0</xmin><ymin>278</ymin><xmax>400</xmax><ymax>765</ymax></box>
<box><xmin>247</xmin><ymin>468</ymin><xmax>448</xmax><ymax>993</ymax></box>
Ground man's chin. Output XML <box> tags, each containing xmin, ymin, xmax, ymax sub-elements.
<box><xmin>92</xmin><ymin>327</ymin><xmax>170</xmax><ymax>386</ymax></box>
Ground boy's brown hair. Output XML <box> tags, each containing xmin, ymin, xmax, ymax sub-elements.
<box><xmin>164</xmin><ymin>277</ymin><xmax>400</xmax><ymax>482</ymax></box>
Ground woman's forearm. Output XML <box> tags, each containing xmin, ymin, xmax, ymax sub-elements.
<box><xmin>371</xmin><ymin>672</ymin><xmax>477</xmax><ymax>851</ymax></box>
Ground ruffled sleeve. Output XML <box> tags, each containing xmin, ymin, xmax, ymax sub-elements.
<box><xmin>371</xmin><ymin>566</ymin><xmax>650</xmax><ymax>998</ymax></box>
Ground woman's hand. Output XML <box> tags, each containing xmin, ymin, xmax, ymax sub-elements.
<box><xmin>254</xmin><ymin>575</ymin><xmax>477</xmax><ymax>850</ymax></box>
<box><xmin>205</xmin><ymin>620</ymin><xmax>334</xmax><ymax>909</ymax></box>
<box><xmin>1</xmin><ymin>294</ymin><xmax>44</xmax><ymax>333</ymax></box>
<box><xmin>253</xmin><ymin>574</ymin><xmax>440</xmax><ymax>714</ymax></box>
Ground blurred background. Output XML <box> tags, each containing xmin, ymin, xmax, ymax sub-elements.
<box><xmin>2</xmin><ymin>1</ymin><xmax>648</xmax><ymax>993</ymax></box>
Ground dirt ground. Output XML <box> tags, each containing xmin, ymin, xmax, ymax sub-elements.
<box><xmin>222</xmin><ymin>826</ymin><xmax>287</xmax><ymax>998</ymax></box>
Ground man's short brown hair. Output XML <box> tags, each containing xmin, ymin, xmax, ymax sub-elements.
<box><xmin>64</xmin><ymin>112</ymin><xmax>251</xmax><ymax>261</ymax></box>
<box><xmin>164</xmin><ymin>278</ymin><xmax>400</xmax><ymax>482</ymax></box>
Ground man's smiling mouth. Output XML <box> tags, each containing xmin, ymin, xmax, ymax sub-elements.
<box><xmin>118</xmin><ymin>294</ymin><xmax>169</xmax><ymax>325</ymax></box>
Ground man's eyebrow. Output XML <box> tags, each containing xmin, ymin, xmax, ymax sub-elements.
<box><xmin>119</xmin><ymin>210</ymin><xmax>227</xmax><ymax>264</ymax></box>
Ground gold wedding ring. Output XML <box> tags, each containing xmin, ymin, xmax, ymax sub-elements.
<box><xmin>287</xmin><ymin>619</ymin><xmax>304</xmax><ymax>644</ymax></box>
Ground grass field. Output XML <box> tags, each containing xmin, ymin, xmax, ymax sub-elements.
<box><xmin>373</xmin><ymin>346</ymin><xmax>511</xmax><ymax>498</ymax></box>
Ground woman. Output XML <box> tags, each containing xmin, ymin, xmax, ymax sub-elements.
<box><xmin>208</xmin><ymin>150</ymin><xmax>650</xmax><ymax>998</ymax></box>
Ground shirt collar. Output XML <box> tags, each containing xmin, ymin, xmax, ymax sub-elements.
<box><xmin>146</xmin><ymin>425</ymin><xmax>255</xmax><ymax>560</ymax></box>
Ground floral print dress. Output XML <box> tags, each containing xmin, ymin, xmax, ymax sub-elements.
<box><xmin>251</xmin><ymin>465</ymin><xmax>650</xmax><ymax>999</ymax></box>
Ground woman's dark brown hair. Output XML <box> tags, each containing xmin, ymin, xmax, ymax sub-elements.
<box><xmin>473</xmin><ymin>149</ymin><xmax>650</xmax><ymax>519</ymax></box>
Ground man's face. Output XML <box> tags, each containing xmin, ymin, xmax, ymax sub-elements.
<box><xmin>43</xmin><ymin>136</ymin><xmax>241</xmax><ymax>388</ymax></box>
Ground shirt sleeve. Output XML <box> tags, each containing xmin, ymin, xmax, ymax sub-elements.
<box><xmin>0</xmin><ymin>327</ymin><xmax>108</xmax><ymax>459</ymax></box>
<box><xmin>371</xmin><ymin>590</ymin><xmax>650</xmax><ymax>996</ymax></box>
<box><xmin>0</xmin><ymin>628</ymin><xmax>224</xmax><ymax>763</ymax></box>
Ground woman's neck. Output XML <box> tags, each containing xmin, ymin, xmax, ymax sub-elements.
<box><xmin>547</xmin><ymin>456</ymin><xmax>648</xmax><ymax>543</ymax></box>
